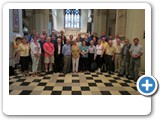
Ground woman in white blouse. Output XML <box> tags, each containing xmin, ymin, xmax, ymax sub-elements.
<box><xmin>30</xmin><ymin>35</ymin><xmax>41</xmax><ymax>76</ymax></box>
<box><xmin>95</xmin><ymin>39</ymin><xmax>104</xmax><ymax>73</ymax></box>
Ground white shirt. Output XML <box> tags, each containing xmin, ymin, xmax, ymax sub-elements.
<box><xmin>30</xmin><ymin>42</ymin><xmax>41</xmax><ymax>55</ymax></box>
<box><xmin>96</xmin><ymin>44</ymin><xmax>103</xmax><ymax>55</ymax></box>
<box><xmin>58</xmin><ymin>44</ymin><xmax>61</xmax><ymax>54</ymax></box>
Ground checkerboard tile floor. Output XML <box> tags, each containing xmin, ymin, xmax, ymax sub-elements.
<box><xmin>9</xmin><ymin>72</ymin><xmax>142</xmax><ymax>95</ymax></box>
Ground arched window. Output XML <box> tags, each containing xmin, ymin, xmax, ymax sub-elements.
<box><xmin>64</xmin><ymin>9</ymin><xmax>81</xmax><ymax>28</ymax></box>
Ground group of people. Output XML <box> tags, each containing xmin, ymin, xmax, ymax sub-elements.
<box><xmin>12</xmin><ymin>29</ymin><xmax>143</xmax><ymax>81</ymax></box>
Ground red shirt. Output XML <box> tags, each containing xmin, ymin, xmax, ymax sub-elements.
<box><xmin>43</xmin><ymin>42</ymin><xmax>54</xmax><ymax>57</ymax></box>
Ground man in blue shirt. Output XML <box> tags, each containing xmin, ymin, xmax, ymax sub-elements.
<box><xmin>62</xmin><ymin>39</ymin><xmax>71</xmax><ymax>74</ymax></box>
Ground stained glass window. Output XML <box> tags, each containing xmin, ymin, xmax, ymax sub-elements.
<box><xmin>64</xmin><ymin>9</ymin><xmax>80</xmax><ymax>28</ymax></box>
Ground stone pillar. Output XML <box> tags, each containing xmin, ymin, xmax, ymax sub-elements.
<box><xmin>43</xmin><ymin>9</ymin><xmax>49</xmax><ymax>34</ymax></box>
<box><xmin>92</xmin><ymin>9</ymin><xmax>108</xmax><ymax>36</ymax></box>
<box><xmin>34</xmin><ymin>9</ymin><xmax>49</xmax><ymax>35</ymax></box>
<box><xmin>125</xmin><ymin>9</ymin><xmax>145</xmax><ymax>71</ymax></box>
<box><xmin>81</xmin><ymin>9</ymin><xmax>88</xmax><ymax>33</ymax></box>
<box><xmin>115</xmin><ymin>9</ymin><xmax>127</xmax><ymax>38</ymax></box>
<box><xmin>92</xmin><ymin>9</ymin><xmax>99</xmax><ymax>34</ymax></box>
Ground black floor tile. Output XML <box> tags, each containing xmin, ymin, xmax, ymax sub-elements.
<box><xmin>132</xmin><ymin>87</ymin><xmax>138</xmax><ymax>91</ymax></box>
<box><xmin>32</xmin><ymin>79</ymin><xmax>41</xmax><ymax>82</ymax></box>
<box><xmin>72</xmin><ymin>80</ymin><xmax>80</xmax><ymax>83</ymax></box>
<box><xmin>86</xmin><ymin>77</ymin><xmax>93</xmax><ymax>80</ymax></box>
<box><xmin>51</xmin><ymin>91</ymin><xmax>62</xmax><ymax>95</ymax></box>
<box><xmin>43</xmin><ymin>77</ymin><xmax>51</xmax><ymax>79</ymax></box>
<box><xmin>105</xmin><ymin>75</ymin><xmax>111</xmax><ymax>77</ymax></box>
<box><xmin>113</xmin><ymin>77</ymin><xmax>121</xmax><ymax>80</ymax></box>
<box><xmin>72</xmin><ymin>91</ymin><xmax>82</xmax><ymax>95</ymax></box>
<box><xmin>104</xmin><ymin>83</ymin><xmax>113</xmax><ymax>86</ymax></box>
<box><xmin>123</xmin><ymin>80</ymin><xmax>132</xmax><ymax>83</ymax></box>
<box><xmin>44</xmin><ymin>86</ymin><xmax>54</xmax><ymax>91</ymax></box>
<box><xmin>94</xmin><ymin>80</ymin><xmax>103</xmax><ymax>83</ymax></box>
<box><xmin>88</xmin><ymin>83</ymin><xmax>97</xmax><ymax>86</ymax></box>
<box><xmin>72</xmin><ymin>74</ymin><xmax>79</xmax><ymax>77</ymax></box>
<box><xmin>119</xmin><ymin>91</ymin><xmax>131</xmax><ymax>95</ymax></box>
<box><xmin>92</xmin><ymin>75</ymin><xmax>98</xmax><ymax>77</ymax></box>
<box><xmin>81</xmin><ymin>87</ymin><xmax>90</xmax><ymax>91</ymax></box>
<box><xmin>20</xmin><ymin>82</ymin><xmax>30</xmax><ymax>86</ymax></box>
<box><xmin>59</xmin><ymin>74</ymin><xmax>65</xmax><ymax>77</ymax></box>
<box><xmin>120</xmin><ymin>83</ymin><xmax>129</xmax><ymax>86</ymax></box>
<box><xmin>101</xmin><ymin>91</ymin><xmax>111</xmax><ymax>95</ymax></box>
<box><xmin>63</xmin><ymin>86</ymin><xmax>72</xmax><ymax>91</ymax></box>
<box><xmin>37</xmin><ymin>82</ymin><xmax>47</xmax><ymax>86</ymax></box>
<box><xmin>109</xmin><ymin>80</ymin><xmax>117</xmax><ymax>83</ymax></box>
<box><xmin>84</xmin><ymin>73</ymin><xmax>90</xmax><ymax>75</ymax></box>
<box><xmin>56</xmin><ymin>80</ymin><xmax>64</xmax><ymax>83</ymax></box>
<box><xmin>19</xmin><ymin>90</ymin><xmax>32</xmax><ymax>95</ymax></box>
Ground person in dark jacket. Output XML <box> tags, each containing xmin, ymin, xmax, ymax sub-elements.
<box><xmin>59</xmin><ymin>30</ymin><xmax>66</xmax><ymax>45</ymax></box>
<box><xmin>54</xmin><ymin>37</ymin><xmax>63</xmax><ymax>72</ymax></box>
<box><xmin>118</xmin><ymin>39</ymin><xmax>131</xmax><ymax>78</ymax></box>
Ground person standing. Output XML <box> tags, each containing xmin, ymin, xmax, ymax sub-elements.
<box><xmin>80</xmin><ymin>41</ymin><xmax>89</xmax><ymax>72</ymax></box>
<box><xmin>112</xmin><ymin>33</ymin><xmax>120</xmax><ymax>47</ymax></box>
<box><xmin>92</xmin><ymin>37</ymin><xmax>98</xmax><ymax>46</ymax></box>
<box><xmin>71</xmin><ymin>40</ymin><xmax>80</xmax><ymax>73</ymax></box>
<box><xmin>62</xmin><ymin>39</ymin><xmax>72</xmax><ymax>74</ymax></box>
<box><xmin>114</xmin><ymin>38</ymin><xmax>123</xmax><ymax>73</ymax></box>
<box><xmin>105</xmin><ymin>40</ymin><xmax>116</xmax><ymax>74</ymax></box>
<box><xmin>88</xmin><ymin>40</ymin><xmax>96</xmax><ymax>72</ymax></box>
<box><xmin>118</xmin><ymin>39</ymin><xmax>131</xmax><ymax>78</ymax></box>
<box><xmin>59</xmin><ymin>30</ymin><xmax>66</xmax><ymax>45</ymax></box>
<box><xmin>95</xmin><ymin>39</ymin><xmax>104</xmax><ymax>73</ymax></box>
<box><xmin>128</xmin><ymin>38</ymin><xmax>143</xmax><ymax>81</ymax></box>
<box><xmin>30</xmin><ymin>36</ymin><xmax>41</xmax><ymax>76</ymax></box>
<box><xmin>51</xmin><ymin>34</ymin><xmax>57</xmax><ymax>45</ymax></box>
<box><xmin>101</xmin><ymin>37</ymin><xmax>108</xmax><ymax>71</ymax></box>
<box><xmin>100</xmin><ymin>32</ymin><xmax>109</xmax><ymax>42</ymax></box>
<box><xmin>54</xmin><ymin>37</ymin><xmax>63</xmax><ymax>72</ymax></box>
<box><xmin>38</xmin><ymin>35</ymin><xmax>45</xmax><ymax>72</ymax></box>
<box><xmin>43</xmin><ymin>37</ymin><xmax>55</xmax><ymax>74</ymax></box>
<box><xmin>76</xmin><ymin>36</ymin><xmax>82</xmax><ymax>48</ymax></box>
<box><xmin>18</xmin><ymin>37</ymin><xmax>30</xmax><ymax>77</ymax></box>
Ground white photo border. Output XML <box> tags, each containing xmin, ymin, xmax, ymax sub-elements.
<box><xmin>3</xmin><ymin>3</ymin><xmax>151</xmax><ymax>115</ymax></box>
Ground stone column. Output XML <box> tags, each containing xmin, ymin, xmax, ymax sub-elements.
<box><xmin>43</xmin><ymin>9</ymin><xmax>49</xmax><ymax>34</ymax></box>
<box><xmin>115</xmin><ymin>9</ymin><xmax>127</xmax><ymax>38</ymax></box>
<box><xmin>125</xmin><ymin>9</ymin><xmax>145</xmax><ymax>71</ymax></box>
<box><xmin>34</xmin><ymin>9</ymin><xmax>49</xmax><ymax>35</ymax></box>
<box><xmin>92</xmin><ymin>9</ymin><xmax>108</xmax><ymax>36</ymax></box>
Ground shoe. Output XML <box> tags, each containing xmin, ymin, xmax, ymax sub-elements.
<box><xmin>126</xmin><ymin>75</ymin><xmax>129</xmax><ymax>78</ymax></box>
<box><xmin>45</xmin><ymin>70</ymin><xmax>48</xmax><ymax>75</ymax></box>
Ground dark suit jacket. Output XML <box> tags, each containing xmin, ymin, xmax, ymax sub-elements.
<box><xmin>59</xmin><ymin>35</ymin><xmax>66</xmax><ymax>45</ymax></box>
<box><xmin>54</xmin><ymin>43</ymin><xmax>63</xmax><ymax>56</ymax></box>
<box><xmin>121</xmin><ymin>43</ymin><xmax>131</xmax><ymax>59</ymax></box>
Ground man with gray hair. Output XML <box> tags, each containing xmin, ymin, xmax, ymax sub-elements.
<box><xmin>43</xmin><ymin>36</ymin><xmax>55</xmax><ymax>74</ymax></box>
<box><xmin>62</xmin><ymin>39</ymin><xmax>71</xmax><ymax>74</ymax></box>
<box><xmin>38</xmin><ymin>35</ymin><xmax>46</xmax><ymax>72</ymax></box>
<box><xmin>118</xmin><ymin>39</ymin><xmax>131</xmax><ymax>78</ymax></box>
<box><xmin>128</xmin><ymin>38</ymin><xmax>143</xmax><ymax>81</ymax></box>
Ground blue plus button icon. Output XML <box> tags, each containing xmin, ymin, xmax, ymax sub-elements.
<box><xmin>137</xmin><ymin>75</ymin><xmax>158</xmax><ymax>96</ymax></box>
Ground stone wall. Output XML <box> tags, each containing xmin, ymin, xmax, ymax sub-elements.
<box><xmin>126</xmin><ymin>9</ymin><xmax>145</xmax><ymax>71</ymax></box>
